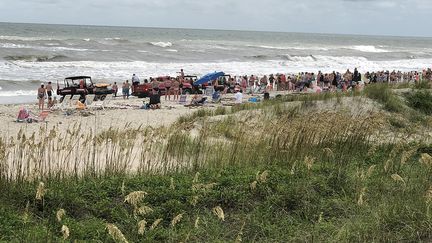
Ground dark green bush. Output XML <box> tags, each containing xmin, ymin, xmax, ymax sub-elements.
<box><xmin>405</xmin><ymin>90</ymin><xmax>432</xmax><ymax>115</ymax></box>
<box><xmin>414</xmin><ymin>80</ymin><xmax>431</xmax><ymax>90</ymax></box>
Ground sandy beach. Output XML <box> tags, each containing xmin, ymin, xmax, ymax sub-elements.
<box><xmin>0</xmin><ymin>93</ymin><xmax>258</xmax><ymax>137</ymax></box>
<box><xmin>0</xmin><ymin>97</ymin><xmax>193</xmax><ymax>136</ymax></box>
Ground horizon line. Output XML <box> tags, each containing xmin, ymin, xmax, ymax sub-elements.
<box><xmin>1</xmin><ymin>21</ymin><xmax>431</xmax><ymax>39</ymax></box>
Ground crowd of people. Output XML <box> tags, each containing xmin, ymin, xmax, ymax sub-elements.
<box><xmin>220</xmin><ymin>68</ymin><xmax>432</xmax><ymax>94</ymax></box>
<box><xmin>37</xmin><ymin>68</ymin><xmax>432</xmax><ymax>110</ymax></box>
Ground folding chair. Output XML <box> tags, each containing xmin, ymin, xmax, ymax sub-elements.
<box><xmin>35</xmin><ymin>110</ymin><xmax>49</xmax><ymax>122</ymax></box>
<box><xmin>88</xmin><ymin>96</ymin><xmax>106</xmax><ymax>110</ymax></box>
<box><xmin>58</xmin><ymin>95</ymin><xmax>72</xmax><ymax>111</ymax></box>
<box><xmin>69</xmin><ymin>95</ymin><xmax>82</xmax><ymax>107</ymax></box>
<box><xmin>178</xmin><ymin>95</ymin><xmax>187</xmax><ymax>105</ymax></box>
<box><xmin>85</xmin><ymin>94</ymin><xmax>95</xmax><ymax>106</ymax></box>
<box><xmin>204</xmin><ymin>87</ymin><xmax>214</xmax><ymax>97</ymax></box>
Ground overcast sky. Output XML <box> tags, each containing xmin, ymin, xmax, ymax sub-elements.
<box><xmin>0</xmin><ymin>0</ymin><xmax>431</xmax><ymax>37</ymax></box>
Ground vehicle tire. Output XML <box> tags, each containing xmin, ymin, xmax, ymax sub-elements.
<box><xmin>100</xmin><ymin>95</ymin><xmax>106</xmax><ymax>101</ymax></box>
<box><xmin>183</xmin><ymin>89</ymin><xmax>191</xmax><ymax>95</ymax></box>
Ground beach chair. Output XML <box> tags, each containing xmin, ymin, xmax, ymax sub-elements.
<box><xmin>69</xmin><ymin>95</ymin><xmax>82</xmax><ymax>108</ymax></box>
<box><xmin>88</xmin><ymin>96</ymin><xmax>106</xmax><ymax>110</ymax></box>
<box><xmin>178</xmin><ymin>95</ymin><xmax>187</xmax><ymax>105</ymax></box>
<box><xmin>34</xmin><ymin>110</ymin><xmax>49</xmax><ymax>122</ymax></box>
<box><xmin>56</xmin><ymin>95</ymin><xmax>70</xmax><ymax>110</ymax></box>
<box><xmin>204</xmin><ymin>87</ymin><xmax>214</xmax><ymax>97</ymax></box>
<box><xmin>85</xmin><ymin>94</ymin><xmax>95</xmax><ymax>106</ymax></box>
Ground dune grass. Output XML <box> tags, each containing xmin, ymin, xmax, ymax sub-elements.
<box><xmin>0</xmin><ymin>84</ymin><xmax>432</xmax><ymax>242</ymax></box>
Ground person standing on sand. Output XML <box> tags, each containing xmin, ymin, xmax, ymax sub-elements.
<box><xmin>269</xmin><ymin>74</ymin><xmax>275</xmax><ymax>91</ymax></box>
<box><xmin>150</xmin><ymin>78</ymin><xmax>159</xmax><ymax>95</ymax></box>
<box><xmin>180</xmin><ymin>69</ymin><xmax>185</xmax><ymax>79</ymax></box>
<box><xmin>165</xmin><ymin>78</ymin><xmax>172</xmax><ymax>101</ymax></box>
<box><xmin>46</xmin><ymin>82</ymin><xmax>53</xmax><ymax>98</ymax></box>
<box><xmin>172</xmin><ymin>78</ymin><xmax>181</xmax><ymax>101</ymax></box>
<box><xmin>37</xmin><ymin>84</ymin><xmax>46</xmax><ymax>110</ymax></box>
<box><xmin>132</xmin><ymin>74</ymin><xmax>140</xmax><ymax>85</ymax></box>
<box><xmin>46</xmin><ymin>81</ymin><xmax>53</xmax><ymax>108</ymax></box>
<box><xmin>112</xmin><ymin>82</ymin><xmax>118</xmax><ymax>97</ymax></box>
<box><xmin>122</xmin><ymin>81</ymin><xmax>130</xmax><ymax>99</ymax></box>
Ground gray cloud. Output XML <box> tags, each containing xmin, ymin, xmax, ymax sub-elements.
<box><xmin>0</xmin><ymin>0</ymin><xmax>430</xmax><ymax>37</ymax></box>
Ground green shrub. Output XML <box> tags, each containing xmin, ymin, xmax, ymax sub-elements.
<box><xmin>364</xmin><ymin>84</ymin><xmax>404</xmax><ymax>112</ymax></box>
<box><xmin>414</xmin><ymin>80</ymin><xmax>431</xmax><ymax>90</ymax></box>
<box><xmin>405</xmin><ymin>90</ymin><xmax>432</xmax><ymax>115</ymax></box>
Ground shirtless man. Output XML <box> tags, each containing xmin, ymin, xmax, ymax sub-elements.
<box><xmin>46</xmin><ymin>82</ymin><xmax>53</xmax><ymax>98</ymax></box>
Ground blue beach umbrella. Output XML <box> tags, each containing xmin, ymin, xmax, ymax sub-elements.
<box><xmin>194</xmin><ymin>71</ymin><xmax>225</xmax><ymax>85</ymax></box>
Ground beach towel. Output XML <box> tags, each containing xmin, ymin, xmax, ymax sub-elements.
<box><xmin>248</xmin><ymin>97</ymin><xmax>260</xmax><ymax>103</ymax></box>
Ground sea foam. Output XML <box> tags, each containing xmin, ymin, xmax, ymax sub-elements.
<box><xmin>150</xmin><ymin>42</ymin><xmax>173</xmax><ymax>48</ymax></box>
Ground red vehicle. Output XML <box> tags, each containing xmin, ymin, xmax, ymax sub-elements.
<box><xmin>132</xmin><ymin>75</ymin><xmax>205</xmax><ymax>97</ymax></box>
<box><xmin>131</xmin><ymin>76</ymin><xmax>172</xmax><ymax>98</ymax></box>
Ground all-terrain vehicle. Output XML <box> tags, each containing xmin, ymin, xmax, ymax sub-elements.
<box><xmin>57</xmin><ymin>76</ymin><xmax>113</xmax><ymax>102</ymax></box>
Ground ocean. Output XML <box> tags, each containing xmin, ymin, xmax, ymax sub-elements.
<box><xmin>1</xmin><ymin>22</ymin><xmax>432</xmax><ymax>103</ymax></box>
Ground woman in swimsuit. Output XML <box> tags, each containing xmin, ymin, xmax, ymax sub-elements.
<box><xmin>172</xmin><ymin>78</ymin><xmax>181</xmax><ymax>101</ymax></box>
<box><xmin>37</xmin><ymin>84</ymin><xmax>46</xmax><ymax>110</ymax></box>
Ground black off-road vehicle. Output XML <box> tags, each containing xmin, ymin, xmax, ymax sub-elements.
<box><xmin>56</xmin><ymin>76</ymin><xmax>113</xmax><ymax>102</ymax></box>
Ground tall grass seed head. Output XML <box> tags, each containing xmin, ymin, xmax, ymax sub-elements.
<box><xmin>137</xmin><ymin>220</ymin><xmax>147</xmax><ymax>235</ymax></box>
<box><xmin>212</xmin><ymin>206</ymin><xmax>225</xmax><ymax>221</ymax></box>
<box><xmin>56</xmin><ymin>208</ymin><xmax>66</xmax><ymax>222</ymax></box>
<box><xmin>106</xmin><ymin>223</ymin><xmax>128</xmax><ymax>243</ymax></box>
<box><xmin>61</xmin><ymin>225</ymin><xmax>70</xmax><ymax>240</ymax></box>
<box><xmin>171</xmin><ymin>213</ymin><xmax>184</xmax><ymax>227</ymax></box>
<box><xmin>35</xmin><ymin>182</ymin><xmax>46</xmax><ymax>200</ymax></box>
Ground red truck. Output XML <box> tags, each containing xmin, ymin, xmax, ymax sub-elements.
<box><xmin>131</xmin><ymin>75</ymin><xmax>204</xmax><ymax>98</ymax></box>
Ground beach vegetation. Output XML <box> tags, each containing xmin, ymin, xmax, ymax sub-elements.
<box><xmin>0</xmin><ymin>84</ymin><xmax>431</xmax><ymax>241</ymax></box>
<box><xmin>364</xmin><ymin>83</ymin><xmax>405</xmax><ymax>112</ymax></box>
<box><xmin>405</xmin><ymin>90</ymin><xmax>432</xmax><ymax>115</ymax></box>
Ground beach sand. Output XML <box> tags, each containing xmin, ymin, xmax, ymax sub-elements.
<box><xmin>0</xmin><ymin>96</ymin><xmax>198</xmax><ymax>136</ymax></box>
<box><xmin>0</xmin><ymin>93</ymin><xmax>254</xmax><ymax>137</ymax></box>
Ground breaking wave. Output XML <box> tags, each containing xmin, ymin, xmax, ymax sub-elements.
<box><xmin>348</xmin><ymin>45</ymin><xmax>389</xmax><ymax>53</ymax></box>
<box><xmin>149</xmin><ymin>42</ymin><xmax>173</xmax><ymax>48</ymax></box>
<box><xmin>0</xmin><ymin>35</ymin><xmax>56</xmax><ymax>41</ymax></box>
<box><xmin>0</xmin><ymin>90</ymin><xmax>36</xmax><ymax>97</ymax></box>
<box><xmin>4</xmin><ymin>55</ymin><xmax>69</xmax><ymax>62</ymax></box>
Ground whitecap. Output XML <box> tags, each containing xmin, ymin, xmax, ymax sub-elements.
<box><xmin>52</xmin><ymin>47</ymin><xmax>88</xmax><ymax>52</ymax></box>
<box><xmin>0</xmin><ymin>35</ymin><xmax>55</xmax><ymax>41</ymax></box>
<box><xmin>150</xmin><ymin>42</ymin><xmax>173</xmax><ymax>48</ymax></box>
<box><xmin>349</xmin><ymin>45</ymin><xmax>389</xmax><ymax>53</ymax></box>
<box><xmin>0</xmin><ymin>90</ymin><xmax>36</xmax><ymax>97</ymax></box>
<box><xmin>0</xmin><ymin>43</ymin><xmax>32</xmax><ymax>49</ymax></box>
